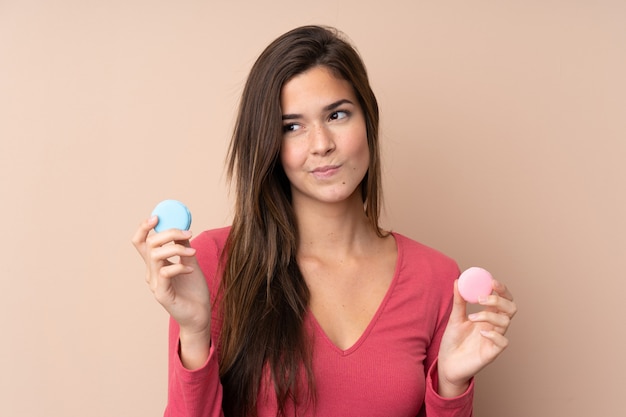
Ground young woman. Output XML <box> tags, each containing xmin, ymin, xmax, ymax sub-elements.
<box><xmin>132</xmin><ymin>25</ymin><xmax>517</xmax><ymax>417</ymax></box>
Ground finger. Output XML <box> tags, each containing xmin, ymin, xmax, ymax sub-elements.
<box><xmin>480</xmin><ymin>329</ymin><xmax>510</xmax><ymax>351</ymax></box>
<box><xmin>150</xmin><ymin>243</ymin><xmax>196</xmax><ymax>264</ymax></box>
<box><xmin>478</xmin><ymin>293</ymin><xmax>517</xmax><ymax>318</ymax></box>
<box><xmin>131</xmin><ymin>216</ymin><xmax>159</xmax><ymax>254</ymax></box>
<box><xmin>492</xmin><ymin>279</ymin><xmax>514</xmax><ymax>301</ymax></box>
<box><xmin>468</xmin><ymin>311</ymin><xmax>511</xmax><ymax>333</ymax></box>
<box><xmin>173</xmin><ymin>236</ymin><xmax>193</xmax><ymax>251</ymax></box>
<box><xmin>175</xmin><ymin>238</ymin><xmax>202</xmax><ymax>269</ymax></box>
<box><xmin>151</xmin><ymin>263</ymin><xmax>194</xmax><ymax>294</ymax></box>
<box><xmin>146</xmin><ymin>229</ymin><xmax>193</xmax><ymax>250</ymax></box>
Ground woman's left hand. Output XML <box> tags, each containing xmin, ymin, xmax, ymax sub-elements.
<box><xmin>437</xmin><ymin>278</ymin><xmax>517</xmax><ymax>397</ymax></box>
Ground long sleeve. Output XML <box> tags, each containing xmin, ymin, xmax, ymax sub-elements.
<box><xmin>423</xmin><ymin>359</ymin><xmax>474</xmax><ymax>417</ymax></box>
<box><xmin>165</xmin><ymin>319</ymin><xmax>224</xmax><ymax>417</ymax></box>
<box><xmin>420</xmin><ymin>260</ymin><xmax>474</xmax><ymax>417</ymax></box>
<box><xmin>163</xmin><ymin>227</ymin><xmax>231</xmax><ymax>417</ymax></box>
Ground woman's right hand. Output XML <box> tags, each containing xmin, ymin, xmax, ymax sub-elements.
<box><xmin>132</xmin><ymin>216</ymin><xmax>211</xmax><ymax>368</ymax></box>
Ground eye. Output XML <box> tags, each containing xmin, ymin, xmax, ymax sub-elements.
<box><xmin>282</xmin><ymin>123</ymin><xmax>301</xmax><ymax>133</ymax></box>
<box><xmin>329</xmin><ymin>110</ymin><xmax>349</xmax><ymax>121</ymax></box>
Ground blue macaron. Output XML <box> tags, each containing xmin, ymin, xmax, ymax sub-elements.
<box><xmin>151</xmin><ymin>200</ymin><xmax>192</xmax><ymax>232</ymax></box>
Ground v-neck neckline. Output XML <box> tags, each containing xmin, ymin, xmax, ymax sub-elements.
<box><xmin>306</xmin><ymin>232</ymin><xmax>403</xmax><ymax>356</ymax></box>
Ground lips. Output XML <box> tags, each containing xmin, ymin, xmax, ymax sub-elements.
<box><xmin>311</xmin><ymin>164</ymin><xmax>341</xmax><ymax>178</ymax></box>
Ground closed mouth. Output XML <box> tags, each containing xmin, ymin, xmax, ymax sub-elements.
<box><xmin>312</xmin><ymin>165</ymin><xmax>341</xmax><ymax>173</ymax></box>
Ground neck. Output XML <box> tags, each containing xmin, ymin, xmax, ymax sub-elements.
<box><xmin>293</xmin><ymin>192</ymin><xmax>378</xmax><ymax>259</ymax></box>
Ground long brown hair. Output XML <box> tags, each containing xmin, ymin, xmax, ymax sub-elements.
<box><xmin>220</xmin><ymin>25</ymin><xmax>383</xmax><ymax>417</ymax></box>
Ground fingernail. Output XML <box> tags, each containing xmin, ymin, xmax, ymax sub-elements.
<box><xmin>468</xmin><ymin>313</ymin><xmax>478</xmax><ymax>321</ymax></box>
<box><xmin>478</xmin><ymin>296</ymin><xmax>489</xmax><ymax>304</ymax></box>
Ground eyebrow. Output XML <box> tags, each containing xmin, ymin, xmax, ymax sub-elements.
<box><xmin>281</xmin><ymin>99</ymin><xmax>354</xmax><ymax>120</ymax></box>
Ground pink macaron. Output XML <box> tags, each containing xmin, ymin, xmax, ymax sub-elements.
<box><xmin>458</xmin><ymin>267</ymin><xmax>493</xmax><ymax>303</ymax></box>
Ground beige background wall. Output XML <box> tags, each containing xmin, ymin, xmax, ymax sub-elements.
<box><xmin>1</xmin><ymin>1</ymin><xmax>624</xmax><ymax>416</ymax></box>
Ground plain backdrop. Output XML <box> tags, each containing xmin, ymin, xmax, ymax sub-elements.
<box><xmin>1</xmin><ymin>1</ymin><xmax>625</xmax><ymax>416</ymax></box>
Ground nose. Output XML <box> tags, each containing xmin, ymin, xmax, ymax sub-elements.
<box><xmin>310</xmin><ymin>124</ymin><xmax>335</xmax><ymax>156</ymax></box>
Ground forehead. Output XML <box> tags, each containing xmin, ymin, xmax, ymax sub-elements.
<box><xmin>280</xmin><ymin>66</ymin><xmax>356</xmax><ymax>109</ymax></box>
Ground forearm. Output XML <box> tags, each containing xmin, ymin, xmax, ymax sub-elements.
<box><xmin>179</xmin><ymin>328</ymin><xmax>212</xmax><ymax>370</ymax></box>
<box><xmin>437</xmin><ymin>376</ymin><xmax>470</xmax><ymax>398</ymax></box>
<box><xmin>424</xmin><ymin>359</ymin><xmax>474</xmax><ymax>416</ymax></box>
<box><xmin>167</xmin><ymin>318</ymin><xmax>224</xmax><ymax>417</ymax></box>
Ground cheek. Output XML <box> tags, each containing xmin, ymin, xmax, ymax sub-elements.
<box><xmin>350</xmin><ymin>131</ymin><xmax>370</xmax><ymax>168</ymax></box>
<box><xmin>279</xmin><ymin>142</ymin><xmax>301</xmax><ymax>173</ymax></box>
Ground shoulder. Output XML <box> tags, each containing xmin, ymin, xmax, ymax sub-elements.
<box><xmin>192</xmin><ymin>225</ymin><xmax>231</xmax><ymax>246</ymax></box>
<box><xmin>191</xmin><ymin>226</ymin><xmax>231</xmax><ymax>256</ymax></box>
<box><xmin>190</xmin><ymin>226</ymin><xmax>231</xmax><ymax>289</ymax></box>
<box><xmin>387</xmin><ymin>232</ymin><xmax>459</xmax><ymax>328</ymax></box>
<box><xmin>392</xmin><ymin>231</ymin><xmax>460</xmax><ymax>286</ymax></box>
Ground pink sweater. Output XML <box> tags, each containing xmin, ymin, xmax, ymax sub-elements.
<box><xmin>165</xmin><ymin>227</ymin><xmax>473</xmax><ymax>416</ymax></box>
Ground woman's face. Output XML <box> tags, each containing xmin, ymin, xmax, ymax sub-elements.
<box><xmin>279</xmin><ymin>66</ymin><xmax>369</xmax><ymax>208</ymax></box>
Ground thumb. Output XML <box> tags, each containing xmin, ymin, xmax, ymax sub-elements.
<box><xmin>448</xmin><ymin>280</ymin><xmax>468</xmax><ymax>324</ymax></box>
